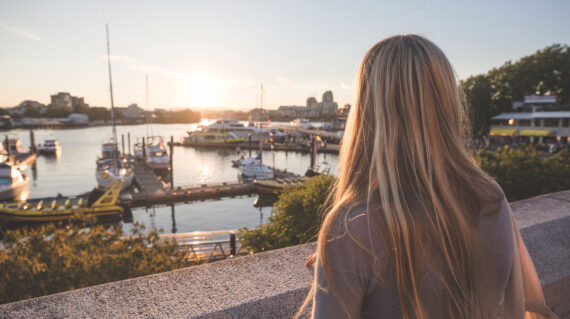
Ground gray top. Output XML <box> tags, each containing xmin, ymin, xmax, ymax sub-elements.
<box><xmin>312</xmin><ymin>196</ymin><xmax>514</xmax><ymax>318</ymax></box>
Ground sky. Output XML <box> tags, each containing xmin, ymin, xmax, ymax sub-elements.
<box><xmin>1</xmin><ymin>0</ymin><xmax>569</xmax><ymax>110</ymax></box>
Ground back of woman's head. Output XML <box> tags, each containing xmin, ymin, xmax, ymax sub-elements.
<box><xmin>314</xmin><ymin>34</ymin><xmax>504</xmax><ymax>318</ymax></box>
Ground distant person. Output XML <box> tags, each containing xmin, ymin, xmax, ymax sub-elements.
<box><xmin>299</xmin><ymin>35</ymin><xmax>556</xmax><ymax>318</ymax></box>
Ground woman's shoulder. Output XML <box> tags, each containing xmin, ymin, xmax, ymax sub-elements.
<box><xmin>327</xmin><ymin>201</ymin><xmax>388</xmax><ymax>264</ymax></box>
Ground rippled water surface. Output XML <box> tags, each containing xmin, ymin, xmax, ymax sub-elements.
<box><xmin>4</xmin><ymin>123</ymin><xmax>338</xmax><ymax>233</ymax></box>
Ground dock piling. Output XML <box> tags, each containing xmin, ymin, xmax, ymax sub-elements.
<box><xmin>170</xmin><ymin>136</ymin><xmax>174</xmax><ymax>190</ymax></box>
<box><xmin>142</xmin><ymin>137</ymin><xmax>146</xmax><ymax>161</ymax></box>
<box><xmin>5</xmin><ymin>135</ymin><xmax>10</xmax><ymax>159</ymax></box>
<box><xmin>127</xmin><ymin>133</ymin><xmax>131</xmax><ymax>155</ymax></box>
<box><xmin>121</xmin><ymin>134</ymin><xmax>125</xmax><ymax>155</ymax></box>
<box><xmin>29</xmin><ymin>130</ymin><xmax>36</xmax><ymax>154</ymax></box>
<box><xmin>230</xmin><ymin>233</ymin><xmax>236</xmax><ymax>256</ymax></box>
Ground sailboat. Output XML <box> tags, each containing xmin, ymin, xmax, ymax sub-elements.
<box><xmin>238</xmin><ymin>144</ymin><xmax>274</xmax><ymax>180</ymax></box>
<box><xmin>95</xmin><ymin>25</ymin><xmax>134</xmax><ymax>190</ymax></box>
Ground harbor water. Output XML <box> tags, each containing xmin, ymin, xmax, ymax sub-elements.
<box><xmin>3</xmin><ymin>123</ymin><xmax>338</xmax><ymax>234</ymax></box>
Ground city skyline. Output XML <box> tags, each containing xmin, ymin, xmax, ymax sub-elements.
<box><xmin>1</xmin><ymin>0</ymin><xmax>570</xmax><ymax>110</ymax></box>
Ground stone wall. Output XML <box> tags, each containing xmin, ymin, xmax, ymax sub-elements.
<box><xmin>2</xmin><ymin>190</ymin><xmax>569</xmax><ymax>318</ymax></box>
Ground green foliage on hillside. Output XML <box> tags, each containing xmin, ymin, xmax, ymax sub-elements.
<box><xmin>461</xmin><ymin>44</ymin><xmax>570</xmax><ymax>136</ymax></box>
<box><xmin>239</xmin><ymin>175</ymin><xmax>335</xmax><ymax>253</ymax></box>
<box><xmin>154</xmin><ymin>109</ymin><xmax>201</xmax><ymax>123</ymax></box>
<box><xmin>0</xmin><ymin>214</ymin><xmax>193</xmax><ymax>304</ymax></box>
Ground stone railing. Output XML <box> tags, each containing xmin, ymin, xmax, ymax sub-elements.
<box><xmin>2</xmin><ymin>190</ymin><xmax>569</xmax><ymax>318</ymax></box>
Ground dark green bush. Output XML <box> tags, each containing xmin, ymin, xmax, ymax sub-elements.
<box><xmin>239</xmin><ymin>175</ymin><xmax>335</xmax><ymax>253</ymax></box>
<box><xmin>0</xmin><ymin>214</ymin><xmax>192</xmax><ymax>304</ymax></box>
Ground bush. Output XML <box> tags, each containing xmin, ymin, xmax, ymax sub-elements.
<box><xmin>239</xmin><ymin>175</ymin><xmax>335</xmax><ymax>253</ymax></box>
<box><xmin>0</xmin><ymin>214</ymin><xmax>192</xmax><ymax>304</ymax></box>
<box><xmin>240</xmin><ymin>148</ymin><xmax>570</xmax><ymax>254</ymax></box>
<box><xmin>476</xmin><ymin>146</ymin><xmax>570</xmax><ymax>201</ymax></box>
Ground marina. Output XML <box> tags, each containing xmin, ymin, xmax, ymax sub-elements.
<box><xmin>0</xmin><ymin>123</ymin><xmax>338</xmax><ymax>234</ymax></box>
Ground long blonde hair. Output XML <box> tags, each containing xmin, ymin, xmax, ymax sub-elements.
<box><xmin>301</xmin><ymin>35</ymin><xmax>504</xmax><ymax>318</ymax></box>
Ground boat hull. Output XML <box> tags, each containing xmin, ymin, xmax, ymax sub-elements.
<box><xmin>0</xmin><ymin>175</ymin><xmax>30</xmax><ymax>201</ymax></box>
<box><xmin>0</xmin><ymin>206</ymin><xmax>123</xmax><ymax>224</ymax></box>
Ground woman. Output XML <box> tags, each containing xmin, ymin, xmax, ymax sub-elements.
<box><xmin>300</xmin><ymin>35</ymin><xmax>555</xmax><ymax>318</ymax></box>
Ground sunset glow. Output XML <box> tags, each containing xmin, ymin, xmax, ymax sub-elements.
<box><xmin>183</xmin><ymin>75</ymin><xmax>220</xmax><ymax>108</ymax></box>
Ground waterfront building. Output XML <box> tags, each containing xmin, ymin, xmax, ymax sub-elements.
<box><xmin>49</xmin><ymin>92</ymin><xmax>89</xmax><ymax>113</ymax></box>
<box><xmin>117</xmin><ymin>103</ymin><xmax>145</xmax><ymax>123</ymax></box>
<box><xmin>277</xmin><ymin>90</ymin><xmax>339</xmax><ymax>119</ymax></box>
<box><xmin>489</xmin><ymin>95</ymin><xmax>570</xmax><ymax>145</ymax></box>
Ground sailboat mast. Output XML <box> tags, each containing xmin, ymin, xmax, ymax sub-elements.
<box><xmin>146</xmin><ymin>74</ymin><xmax>149</xmax><ymax>139</ymax></box>
<box><xmin>106</xmin><ymin>24</ymin><xmax>119</xmax><ymax>172</ymax></box>
<box><xmin>106</xmin><ymin>24</ymin><xmax>118</xmax><ymax>145</ymax></box>
<box><xmin>259</xmin><ymin>82</ymin><xmax>263</xmax><ymax>128</ymax></box>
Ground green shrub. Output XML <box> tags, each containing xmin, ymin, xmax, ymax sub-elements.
<box><xmin>0</xmin><ymin>214</ymin><xmax>192</xmax><ymax>304</ymax></box>
<box><xmin>239</xmin><ymin>175</ymin><xmax>335</xmax><ymax>253</ymax></box>
<box><xmin>475</xmin><ymin>146</ymin><xmax>570</xmax><ymax>201</ymax></box>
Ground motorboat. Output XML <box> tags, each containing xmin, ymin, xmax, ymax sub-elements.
<box><xmin>197</xmin><ymin>119</ymin><xmax>288</xmax><ymax>143</ymax></box>
<box><xmin>240</xmin><ymin>163</ymin><xmax>274</xmax><ymax>180</ymax></box>
<box><xmin>183</xmin><ymin>131</ymin><xmax>244</xmax><ymax>145</ymax></box>
<box><xmin>0</xmin><ymin>163</ymin><xmax>30</xmax><ymax>201</ymax></box>
<box><xmin>145</xmin><ymin>136</ymin><xmax>170</xmax><ymax>172</ymax></box>
<box><xmin>0</xmin><ymin>180</ymin><xmax>123</xmax><ymax>224</ymax></box>
<box><xmin>290</xmin><ymin>118</ymin><xmax>313</xmax><ymax>128</ymax></box>
<box><xmin>237</xmin><ymin>152</ymin><xmax>274</xmax><ymax>179</ymax></box>
<box><xmin>39</xmin><ymin>139</ymin><xmax>61</xmax><ymax>155</ymax></box>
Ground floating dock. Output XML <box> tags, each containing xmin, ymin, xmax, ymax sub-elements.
<box><xmin>171</xmin><ymin>141</ymin><xmax>339</xmax><ymax>154</ymax></box>
<box><xmin>124</xmin><ymin>161</ymin><xmax>299</xmax><ymax>208</ymax></box>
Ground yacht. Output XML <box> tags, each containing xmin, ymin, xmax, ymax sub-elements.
<box><xmin>0</xmin><ymin>163</ymin><xmax>30</xmax><ymax>201</ymax></box>
<box><xmin>39</xmin><ymin>139</ymin><xmax>61</xmax><ymax>155</ymax></box>
<box><xmin>145</xmin><ymin>136</ymin><xmax>170</xmax><ymax>173</ymax></box>
<box><xmin>238</xmin><ymin>152</ymin><xmax>274</xmax><ymax>180</ymax></box>
<box><xmin>183</xmin><ymin>131</ymin><xmax>243</xmax><ymax>145</ymax></box>
<box><xmin>197</xmin><ymin>120</ymin><xmax>287</xmax><ymax>143</ymax></box>
<box><xmin>290</xmin><ymin>118</ymin><xmax>313</xmax><ymax>128</ymax></box>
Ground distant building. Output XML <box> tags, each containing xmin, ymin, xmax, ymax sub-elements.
<box><xmin>277</xmin><ymin>91</ymin><xmax>338</xmax><ymax>119</ymax></box>
<box><xmin>50</xmin><ymin>92</ymin><xmax>89</xmax><ymax>112</ymax></box>
<box><xmin>490</xmin><ymin>95</ymin><xmax>570</xmax><ymax>144</ymax></box>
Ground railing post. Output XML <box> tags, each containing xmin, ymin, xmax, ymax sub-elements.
<box><xmin>230</xmin><ymin>233</ymin><xmax>236</xmax><ymax>256</ymax></box>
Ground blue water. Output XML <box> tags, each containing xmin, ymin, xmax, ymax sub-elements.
<box><xmin>3</xmin><ymin>123</ymin><xmax>338</xmax><ymax>234</ymax></box>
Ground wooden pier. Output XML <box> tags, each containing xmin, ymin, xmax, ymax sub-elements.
<box><xmin>126</xmin><ymin>161</ymin><xmax>259</xmax><ymax>208</ymax></box>
<box><xmin>171</xmin><ymin>141</ymin><xmax>339</xmax><ymax>154</ymax></box>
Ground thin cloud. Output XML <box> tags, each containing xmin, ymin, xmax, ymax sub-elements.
<box><xmin>0</xmin><ymin>21</ymin><xmax>41</xmax><ymax>41</ymax></box>
<box><xmin>104</xmin><ymin>54</ymin><xmax>254</xmax><ymax>88</ymax></box>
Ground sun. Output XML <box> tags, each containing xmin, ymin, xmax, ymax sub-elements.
<box><xmin>183</xmin><ymin>75</ymin><xmax>220</xmax><ymax>108</ymax></box>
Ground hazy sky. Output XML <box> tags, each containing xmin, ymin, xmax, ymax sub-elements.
<box><xmin>1</xmin><ymin>0</ymin><xmax>569</xmax><ymax>110</ymax></box>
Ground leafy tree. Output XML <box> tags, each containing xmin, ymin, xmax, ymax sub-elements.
<box><xmin>461</xmin><ymin>44</ymin><xmax>570</xmax><ymax>137</ymax></box>
<box><xmin>239</xmin><ymin>175</ymin><xmax>335</xmax><ymax>253</ymax></box>
<box><xmin>0</xmin><ymin>214</ymin><xmax>193</xmax><ymax>304</ymax></box>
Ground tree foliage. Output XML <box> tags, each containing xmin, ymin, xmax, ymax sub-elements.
<box><xmin>0</xmin><ymin>214</ymin><xmax>193</xmax><ymax>304</ymax></box>
<box><xmin>461</xmin><ymin>44</ymin><xmax>570</xmax><ymax>136</ymax></box>
<box><xmin>239</xmin><ymin>175</ymin><xmax>335</xmax><ymax>253</ymax></box>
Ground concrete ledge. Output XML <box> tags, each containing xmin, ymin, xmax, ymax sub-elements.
<box><xmin>1</xmin><ymin>190</ymin><xmax>569</xmax><ymax>318</ymax></box>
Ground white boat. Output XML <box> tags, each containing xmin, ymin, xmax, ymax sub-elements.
<box><xmin>96</xmin><ymin>143</ymin><xmax>133</xmax><ymax>190</ymax></box>
<box><xmin>133</xmin><ymin>142</ymin><xmax>144</xmax><ymax>160</ymax></box>
<box><xmin>197</xmin><ymin>120</ymin><xmax>288</xmax><ymax>142</ymax></box>
<box><xmin>240</xmin><ymin>164</ymin><xmax>274</xmax><ymax>180</ymax></box>
<box><xmin>39</xmin><ymin>139</ymin><xmax>61</xmax><ymax>154</ymax></box>
<box><xmin>145</xmin><ymin>136</ymin><xmax>170</xmax><ymax>172</ymax></box>
<box><xmin>290</xmin><ymin>118</ymin><xmax>313</xmax><ymax>128</ymax></box>
<box><xmin>0</xmin><ymin>163</ymin><xmax>30</xmax><ymax>201</ymax></box>
<box><xmin>183</xmin><ymin>131</ymin><xmax>244</xmax><ymax>144</ymax></box>
<box><xmin>238</xmin><ymin>152</ymin><xmax>274</xmax><ymax>179</ymax></box>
